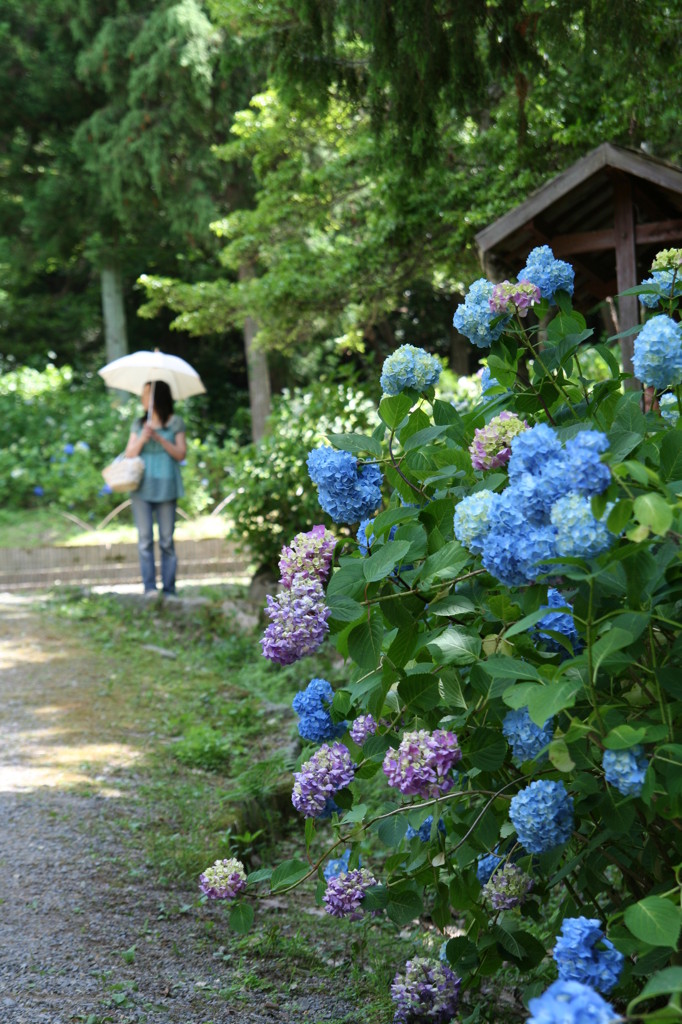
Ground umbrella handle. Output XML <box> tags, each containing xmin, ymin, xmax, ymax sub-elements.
<box><xmin>147</xmin><ymin>381</ymin><xmax>155</xmax><ymax>424</ymax></box>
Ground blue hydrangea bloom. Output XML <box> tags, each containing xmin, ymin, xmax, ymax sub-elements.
<box><xmin>633</xmin><ymin>315</ymin><xmax>682</xmax><ymax>389</ymax></box>
<box><xmin>308</xmin><ymin>447</ymin><xmax>359</xmax><ymax>489</ymax></box>
<box><xmin>509</xmin><ymin>779</ymin><xmax>574</xmax><ymax>854</ymax></box>
<box><xmin>307</xmin><ymin>447</ymin><xmax>382</xmax><ymax>524</ymax></box>
<box><xmin>380</xmin><ymin>344</ymin><xmax>442</xmax><ymax>396</ymax></box>
<box><xmin>480</xmin><ymin>365</ymin><xmax>501</xmax><ymax>397</ymax></box>
<box><xmin>33</xmin><ymin>486</ymin><xmax>44</xmax><ymax>497</ymax></box>
<box><xmin>508</xmin><ymin>422</ymin><xmax>566</xmax><ymax>482</ymax></box>
<box><xmin>602</xmin><ymin>745</ymin><xmax>648</xmax><ymax>796</ymax></box>
<box><xmin>482</xmin><ymin>491</ymin><xmax>557</xmax><ymax>586</ymax></box>
<box><xmin>476</xmin><ymin>852</ymin><xmax>503</xmax><ymax>884</ymax></box>
<box><xmin>323</xmin><ymin>848</ymin><xmax>351</xmax><ymax>881</ymax></box>
<box><xmin>292</xmin><ymin>678</ymin><xmax>346</xmax><ymax>743</ymax></box>
<box><xmin>405</xmin><ymin>815</ymin><xmax>446</xmax><ymax>842</ymax></box>
<box><xmin>535</xmin><ymin>588</ymin><xmax>581</xmax><ymax>654</ymax></box>
<box><xmin>453</xmin><ymin>490</ymin><xmax>496</xmax><ymax>555</ymax></box>
<box><xmin>563</xmin><ymin>431</ymin><xmax>611</xmax><ymax>497</ymax></box>
<box><xmin>63</xmin><ymin>442</ymin><xmax>75</xmax><ymax>455</ymax></box>
<box><xmin>453</xmin><ymin>279</ymin><xmax>512</xmax><ymax>348</ymax></box>
<box><xmin>659</xmin><ymin>392</ymin><xmax>679</xmax><ymax>426</ymax></box>
<box><xmin>318</xmin><ymin>797</ymin><xmax>341</xmax><ymax>819</ymax></box>
<box><xmin>551</xmin><ymin>494</ymin><xmax>613</xmax><ymax>559</ymax></box>
<box><xmin>527</xmin><ymin>980</ymin><xmax>617</xmax><ymax>1024</ymax></box>
<box><xmin>357</xmin><ymin>519</ymin><xmax>397</xmax><ymax>556</ymax></box>
<box><xmin>553</xmin><ymin>917</ymin><xmax>625</xmax><ymax>994</ymax></box>
<box><xmin>518</xmin><ymin>245</ymin><xmax>575</xmax><ymax>303</ymax></box>
<box><xmin>638</xmin><ymin>269</ymin><xmax>682</xmax><ymax>309</ymax></box>
<box><xmin>502</xmin><ymin>707</ymin><xmax>553</xmax><ymax>765</ymax></box>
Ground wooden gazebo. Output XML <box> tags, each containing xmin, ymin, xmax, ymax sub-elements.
<box><xmin>475</xmin><ymin>143</ymin><xmax>682</xmax><ymax>382</ymax></box>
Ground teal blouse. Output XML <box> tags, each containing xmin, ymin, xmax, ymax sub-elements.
<box><xmin>132</xmin><ymin>413</ymin><xmax>185</xmax><ymax>503</ymax></box>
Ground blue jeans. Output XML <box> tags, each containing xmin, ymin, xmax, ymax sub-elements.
<box><xmin>131</xmin><ymin>497</ymin><xmax>177</xmax><ymax>594</ymax></box>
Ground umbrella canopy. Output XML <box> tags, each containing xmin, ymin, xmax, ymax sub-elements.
<box><xmin>98</xmin><ymin>350</ymin><xmax>206</xmax><ymax>400</ymax></box>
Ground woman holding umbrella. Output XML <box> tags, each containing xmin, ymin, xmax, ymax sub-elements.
<box><xmin>125</xmin><ymin>380</ymin><xmax>187</xmax><ymax>597</ymax></box>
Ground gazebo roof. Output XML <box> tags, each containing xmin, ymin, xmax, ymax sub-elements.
<box><xmin>475</xmin><ymin>142</ymin><xmax>682</xmax><ymax>313</ymax></box>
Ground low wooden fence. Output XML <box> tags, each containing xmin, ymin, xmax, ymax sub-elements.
<box><xmin>0</xmin><ymin>538</ymin><xmax>250</xmax><ymax>590</ymax></box>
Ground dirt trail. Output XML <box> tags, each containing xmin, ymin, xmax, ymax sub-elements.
<box><xmin>0</xmin><ymin>593</ymin><xmax>354</xmax><ymax>1024</ymax></box>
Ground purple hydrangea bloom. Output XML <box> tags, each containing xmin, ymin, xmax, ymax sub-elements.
<box><xmin>527</xmin><ymin>980</ymin><xmax>618</xmax><ymax>1024</ymax></box>
<box><xmin>278</xmin><ymin>525</ymin><xmax>336</xmax><ymax>587</ymax></box>
<box><xmin>476</xmin><ymin>851</ymin><xmax>504</xmax><ymax>884</ymax></box>
<box><xmin>553</xmin><ymin>917</ymin><xmax>625</xmax><ymax>994</ymax></box>
<box><xmin>198</xmin><ymin>857</ymin><xmax>248</xmax><ymax>900</ymax></box>
<box><xmin>563</xmin><ymin>431</ymin><xmax>610</xmax><ymax>497</ymax></box>
<box><xmin>391</xmin><ymin>957</ymin><xmax>461</xmax><ymax>1024</ymax></box>
<box><xmin>551</xmin><ymin>494</ymin><xmax>613</xmax><ymax>559</ymax></box>
<box><xmin>602</xmin><ymin>745</ymin><xmax>648</xmax><ymax>797</ymax></box>
<box><xmin>291</xmin><ymin>742</ymin><xmax>355</xmax><ymax>818</ymax></box>
<box><xmin>323</xmin><ymin>867</ymin><xmax>378</xmax><ymax>919</ymax></box>
<box><xmin>502</xmin><ymin>707</ymin><xmax>553</xmax><ymax>765</ymax></box>
<box><xmin>383</xmin><ymin>729</ymin><xmax>462</xmax><ymax>798</ymax></box>
<box><xmin>453</xmin><ymin>489</ymin><xmax>496</xmax><ymax>555</ymax></box>
<box><xmin>323</xmin><ymin>848</ymin><xmax>351</xmax><ymax>881</ymax></box>
<box><xmin>469</xmin><ymin>411</ymin><xmax>528</xmax><ymax>471</ymax></box>
<box><xmin>349</xmin><ymin>714</ymin><xmax>377</xmax><ymax>745</ymax></box>
<box><xmin>453</xmin><ymin>278</ymin><xmax>512</xmax><ymax>348</ymax></box>
<box><xmin>261</xmin><ymin>577</ymin><xmax>331</xmax><ymax>665</ymax></box>
<box><xmin>380</xmin><ymin>344</ymin><xmax>442</xmax><ymax>395</ymax></box>
<box><xmin>483</xmin><ymin>863</ymin><xmax>534</xmax><ymax>910</ymax></box>
<box><xmin>535</xmin><ymin>588</ymin><xmax>580</xmax><ymax>654</ymax></box>
<box><xmin>633</xmin><ymin>314</ymin><xmax>682</xmax><ymax>390</ymax></box>
<box><xmin>489</xmin><ymin>280</ymin><xmax>542</xmax><ymax>317</ymax></box>
<box><xmin>292</xmin><ymin>678</ymin><xmax>346</xmax><ymax>743</ymax></box>
<box><xmin>509</xmin><ymin>779</ymin><xmax>574</xmax><ymax>854</ymax></box>
<box><xmin>518</xmin><ymin>245</ymin><xmax>575</xmax><ymax>304</ymax></box>
<box><xmin>638</xmin><ymin>269</ymin><xmax>682</xmax><ymax>309</ymax></box>
<box><xmin>307</xmin><ymin>447</ymin><xmax>383</xmax><ymax>524</ymax></box>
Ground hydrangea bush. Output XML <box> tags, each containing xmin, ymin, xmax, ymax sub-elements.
<box><xmin>202</xmin><ymin>247</ymin><xmax>682</xmax><ymax>1023</ymax></box>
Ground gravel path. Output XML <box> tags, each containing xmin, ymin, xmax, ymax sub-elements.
<box><xmin>0</xmin><ymin>592</ymin><xmax>357</xmax><ymax>1024</ymax></box>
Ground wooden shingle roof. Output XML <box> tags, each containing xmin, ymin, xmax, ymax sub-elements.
<box><xmin>475</xmin><ymin>143</ymin><xmax>682</xmax><ymax>377</ymax></box>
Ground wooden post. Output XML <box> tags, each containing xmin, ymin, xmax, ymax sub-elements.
<box><xmin>613</xmin><ymin>175</ymin><xmax>639</xmax><ymax>388</ymax></box>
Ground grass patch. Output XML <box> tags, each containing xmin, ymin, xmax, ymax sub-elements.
<box><xmin>0</xmin><ymin>507</ymin><xmax>232</xmax><ymax>549</ymax></box>
<box><xmin>41</xmin><ymin>588</ymin><xmax>517</xmax><ymax>1022</ymax></box>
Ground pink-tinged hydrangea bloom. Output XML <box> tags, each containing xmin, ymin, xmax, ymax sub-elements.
<box><xmin>278</xmin><ymin>525</ymin><xmax>336</xmax><ymax>588</ymax></box>
<box><xmin>350</xmin><ymin>714</ymin><xmax>377</xmax><ymax>745</ymax></box>
<box><xmin>292</xmin><ymin>742</ymin><xmax>355</xmax><ymax>818</ymax></box>
<box><xmin>469</xmin><ymin>411</ymin><xmax>528</xmax><ymax>471</ymax></box>
<box><xmin>489</xmin><ymin>280</ymin><xmax>542</xmax><ymax>318</ymax></box>
<box><xmin>261</xmin><ymin>577</ymin><xmax>331</xmax><ymax>665</ymax></box>
<box><xmin>383</xmin><ymin>729</ymin><xmax>461</xmax><ymax>798</ymax></box>
<box><xmin>324</xmin><ymin>867</ymin><xmax>378</xmax><ymax>919</ymax></box>
<box><xmin>199</xmin><ymin>857</ymin><xmax>248</xmax><ymax>900</ymax></box>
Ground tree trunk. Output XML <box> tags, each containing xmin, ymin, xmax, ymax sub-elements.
<box><xmin>239</xmin><ymin>265</ymin><xmax>271</xmax><ymax>443</ymax></box>
<box><xmin>100</xmin><ymin>264</ymin><xmax>128</xmax><ymax>363</ymax></box>
<box><xmin>243</xmin><ymin>313</ymin><xmax>272</xmax><ymax>443</ymax></box>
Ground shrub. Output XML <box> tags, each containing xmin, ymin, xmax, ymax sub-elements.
<box><xmin>221</xmin><ymin>380</ymin><xmax>378</xmax><ymax>570</ymax></box>
<box><xmin>205</xmin><ymin>247</ymin><xmax>682</xmax><ymax>1022</ymax></box>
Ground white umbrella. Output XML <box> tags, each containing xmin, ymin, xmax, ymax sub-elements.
<box><xmin>98</xmin><ymin>349</ymin><xmax>206</xmax><ymax>401</ymax></box>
